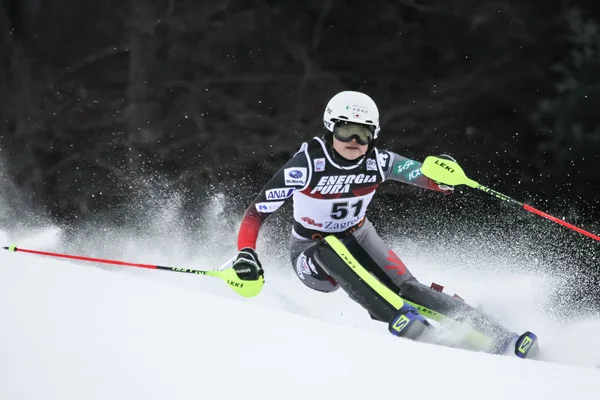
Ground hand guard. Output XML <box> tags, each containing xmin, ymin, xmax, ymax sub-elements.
<box><xmin>233</xmin><ymin>248</ymin><xmax>264</xmax><ymax>281</ymax></box>
<box><xmin>436</xmin><ymin>154</ymin><xmax>456</xmax><ymax>194</ymax></box>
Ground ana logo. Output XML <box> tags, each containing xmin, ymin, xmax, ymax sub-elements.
<box><xmin>314</xmin><ymin>158</ymin><xmax>326</xmax><ymax>172</ymax></box>
<box><xmin>265</xmin><ymin>187</ymin><xmax>295</xmax><ymax>200</ymax></box>
<box><xmin>255</xmin><ymin>201</ymin><xmax>284</xmax><ymax>213</ymax></box>
<box><xmin>366</xmin><ymin>159</ymin><xmax>377</xmax><ymax>171</ymax></box>
<box><xmin>284</xmin><ymin>167</ymin><xmax>307</xmax><ymax>186</ymax></box>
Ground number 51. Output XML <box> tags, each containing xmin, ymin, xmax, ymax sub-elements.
<box><xmin>330</xmin><ymin>199</ymin><xmax>363</xmax><ymax>220</ymax></box>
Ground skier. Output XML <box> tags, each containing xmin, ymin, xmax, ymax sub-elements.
<box><xmin>232</xmin><ymin>90</ymin><xmax>538</xmax><ymax>358</ymax></box>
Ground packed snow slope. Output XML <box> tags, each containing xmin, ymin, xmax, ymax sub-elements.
<box><xmin>1</xmin><ymin>227</ymin><xmax>600</xmax><ymax>400</ymax></box>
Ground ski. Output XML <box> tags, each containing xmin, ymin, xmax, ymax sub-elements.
<box><xmin>324</xmin><ymin>235</ymin><xmax>502</xmax><ymax>354</ymax></box>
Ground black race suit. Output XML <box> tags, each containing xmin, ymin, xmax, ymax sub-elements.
<box><xmin>237</xmin><ymin>136</ymin><xmax>514</xmax><ymax>351</ymax></box>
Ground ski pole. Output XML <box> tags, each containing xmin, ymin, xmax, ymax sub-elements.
<box><xmin>1</xmin><ymin>245</ymin><xmax>263</xmax><ymax>298</ymax></box>
<box><xmin>421</xmin><ymin>156</ymin><xmax>600</xmax><ymax>243</ymax></box>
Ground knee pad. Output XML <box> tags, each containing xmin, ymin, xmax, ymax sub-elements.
<box><xmin>293</xmin><ymin>244</ymin><xmax>339</xmax><ymax>293</ymax></box>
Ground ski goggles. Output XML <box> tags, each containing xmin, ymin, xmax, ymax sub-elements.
<box><xmin>333</xmin><ymin>122</ymin><xmax>374</xmax><ymax>145</ymax></box>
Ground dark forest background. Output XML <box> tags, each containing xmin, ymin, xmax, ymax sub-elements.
<box><xmin>1</xmin><ymin>0</ymin><xmax>600</xmax><ymax>221</ymax></box>
<box><xmin>1</xmin><ymin>0</ymin><xmax>599</xmax><ymax>308</ymax></box>
<box><xmin>0</xmin><ymin>1</ymin><xmax>599</xmax><ymax>238</ymax></box>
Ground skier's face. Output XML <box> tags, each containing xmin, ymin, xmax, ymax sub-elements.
<box><xmin>332</xmin><ymin>136</ymin><xmax>368</xmax><ymax>160</ymax></box>
<box><xmin>331</xmin><ymin>121</ymin><xmax>372</xmax><ymax>160</ymax></box>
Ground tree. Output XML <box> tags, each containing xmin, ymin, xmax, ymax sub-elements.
<box><xmin>533</xmin><ymin>8</ymin><xmax>600</xmax><ymax>216</ymax></box>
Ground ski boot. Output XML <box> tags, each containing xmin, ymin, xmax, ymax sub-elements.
<box><xmin>514</xmin><ymin>331</ymin><xmax>539</xmax><ymax>359</ymax></box>
<box><xmin>388</xmin><ymin>304</ymin><xmax>432</xmax><ymax>340</ymax></box>
<box><xmin>499</xmin><ymin>331</ymin><xmax>540</xmax><ymax>359</ymax></box>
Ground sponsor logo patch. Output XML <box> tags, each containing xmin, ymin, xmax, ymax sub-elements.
<box><xmin>377</xmin><ymin>152</ymin><xmax>390</xmax><ymax>169</ymax></box>
<box><xmin>346</xmin><ymin>104</ymin><xmax>369</xmax><ymax>115</ymax></box>
<box><xmin>408</xmin><ymin>168</ymin><xmax>421</xmax><ymax>181</ymax></box>
<box><xmin>310</xmin><ymin>174</ymin><xmax>377</xmax><ymax>194</ymax></box>
<box><xmin>395</xmin><ymin>160</ymin><xmax>415</xmax><ymax>174</ymax></box>
<box><xmin>296</xmin><ymin>254</ymin><xmax>311</xmax><ymax>280</ymax></box>
<box><xmin>284</xmin><ymin>167</ymin><xmax>307</xmax><ymax>186</ymax></box>
<box><xmin>322</xmin><ymin>216</ymin><xmax>363</xmax><ymax>231</ymax></box>
<box><xmin>366</xmin><ymin>159</ymin><xmax>377</xmax><ymax>171</ymax></box>
<box><xmin>301</xmin><ymin>217</ymin><xmax>323</xmax><ymax>228</ymax></box>
<box><xmin>265</xmin><ymin>187</ymin><xmax>295</xmax><ymax>200</ymax></box>
<box><xmin>518</xmin><ymin>336</ymin><xmax>533</xmax><ymax>354</ymax></box>
<box><xmin>255</xmin><ymin>201</ymin><xmax>285</xmax><ymax>213</ymax></box>
<box><xmin>385</xmin><ymin>250</ymin><xmax>407</xmax><ymax>275</ymax></box>
<box><xmin>314</xmin><ymin>158</ymin><xmax>326</xmax><ymax>172</ymax></box>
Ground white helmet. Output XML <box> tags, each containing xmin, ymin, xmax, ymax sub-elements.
<box><xmin>323</xmin><ymin>91</ymin><xmax>381</xmax><ymax>139</ymax></box>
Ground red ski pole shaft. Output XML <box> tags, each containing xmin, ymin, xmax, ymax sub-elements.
<box><xmin>421</xmin><ymin>156</ymin><xmax>600</xmax><ymax>243</ymax></box>
<box><xmin>1</xmin><ymin>245</ymin><xmax>213</xmax><ymax>276</ymax></box>
<box><xmin>522</xmin><ymin>204</ymin><xmax>600</xmax><ymax>243</ymax></box>
<box><xmin>476</xmin><ymin>185</ymin><xmax>600</xmax><ymax>243</ymax></box>
<box><xmin>2</xmin><ymin>245</ymin><xmax>263</xmax><ymax>298</ymax></box>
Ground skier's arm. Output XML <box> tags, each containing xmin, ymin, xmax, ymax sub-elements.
<box><xmin>379</xmin><ymin>151</ymin><xmax>453</xmax><ymax>193</ymax></box>
<box><xmin>237</xmin><ymin>150</ymin><xmax>310</xmax><ymax>251</ymax></box>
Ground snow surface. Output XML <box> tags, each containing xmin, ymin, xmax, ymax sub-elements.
<box><xmin>1</xmin><ymin>185</ymin><xmax>600</xmax><ymax>400</ymax></box>
<box><xmin>0</xmin><ymin>226</ymin><xmax>599</xmax><ymax>400</ymax></box>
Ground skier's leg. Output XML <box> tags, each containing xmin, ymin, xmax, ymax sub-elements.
<box><xmin>343</xmin><ymin>220</ymin><xmax>517</xmax><ymax>351</ymax></box>
<box><xmin>291</xmin><ymin>223</ymin><xmax>537</xmax><ymax>356</ymax></box>
<box><xmin>309</xmin><ymin>232</ymin><xmax>430</xmax><ymax>339</ymax></box>
<box><xmin>291</xmin><ymin>230</ymin><xmax>412</xmax><ymax>321</ymax></box>
<box><xmin>290</xmin><ymin>234</ymin><xmax>339</xmax><ymax>293</ymax></box>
